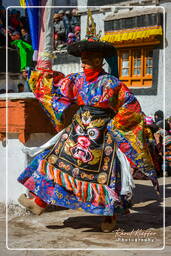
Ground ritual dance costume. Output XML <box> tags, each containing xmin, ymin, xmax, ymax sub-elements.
<box><xmin>18</xmin><ymin>65</ymin><xmax>158</xmax><ymax>216</ymax></box>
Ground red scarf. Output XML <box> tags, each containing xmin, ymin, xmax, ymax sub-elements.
<box><xmin>84</xmin><ymin>68</ymin><xmax>104</xmax><ymax>82</ymax></box>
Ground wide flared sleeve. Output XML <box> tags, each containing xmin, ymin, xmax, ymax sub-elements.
<box><xmin>106</xmin><ymin>80</ymin><xmax>159</xmax><ymax>193</ymax></box>
<box><xmin>28</xmin><ymin>70</ymin><xmax>77</xmax><ymax>131</ymax></box>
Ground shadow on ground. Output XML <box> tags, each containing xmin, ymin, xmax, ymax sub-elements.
<box><xmin>44</xmin><ymin>181</ymin><xmax>168</xmax><ymax>233</ymax></box>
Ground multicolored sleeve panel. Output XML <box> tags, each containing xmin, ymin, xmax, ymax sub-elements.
<box><xmin>107</xmin><ymin>81</ymin><xmax>158</xmax><ymax>181</ymax></box>
<box><xmin>28</xmin><ymin>70</ymin><xmax>73</xmax><ymax>132</ymax></box>
<box><xmin>51</xmin><ymin>73</ymin><xmax>78</xmax><ymax>126</ymax></box>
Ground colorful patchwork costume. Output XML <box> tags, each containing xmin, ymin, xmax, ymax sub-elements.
<box><xmin>18</xmin><ymin>39</ymin><xmax>159</xmax><ymax>217</ymax></box>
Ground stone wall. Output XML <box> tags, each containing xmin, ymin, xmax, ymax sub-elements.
<box><xmin>53</xmin><ymin>52</ymin><xmax>81</xmax><ymax>75</ymax></box>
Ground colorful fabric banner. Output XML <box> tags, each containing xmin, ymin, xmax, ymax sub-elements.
<box><xmin>101</xmin><ymin>25</ymin><xmax>163</xmax><ymax>43</ymax></box>
<box><xmin>25</xmin><ymin>0</ymin><xmax>39</xmax><ymax>61</ymax></box>
<box><xmin>19</xmin><ymin>0</ymin><xmax>26</xmax><ymax>6</ymax></box>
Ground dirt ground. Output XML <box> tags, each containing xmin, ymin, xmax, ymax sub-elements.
<box><xmin>0</xmin><ymin>177</ymin><xmax>171</xmax><ymax>256</ymax></box>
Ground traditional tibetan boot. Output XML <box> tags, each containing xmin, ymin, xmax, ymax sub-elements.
<box><xmin>100</xmin><ymin>214</ymin><xmax>117</xmax><ymax>233</ymax></box>
<box><xmin>18</xmin><ymin>194</ymin><xmax>46</xmax><ymax>215</ymax></box>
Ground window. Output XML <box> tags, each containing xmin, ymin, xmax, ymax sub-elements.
<box><xmin>118</xmin><ymin>46</ymin><xmax>153</xmax><ymax>88</ymax></box>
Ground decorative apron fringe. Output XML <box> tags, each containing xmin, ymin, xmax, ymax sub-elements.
<box><xmin>38</xmin><ymin>159</ymin><xmax>119</xmax><ymax>206</ymax></box>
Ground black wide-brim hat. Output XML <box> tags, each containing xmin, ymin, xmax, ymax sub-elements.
<box><xmin>67</xmin><ymin>40</ymin><xmax>116</xmax><ymax>58</ymax></box>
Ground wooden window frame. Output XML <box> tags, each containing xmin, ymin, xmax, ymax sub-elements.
<box><xmin>118</xmin><ymin>46</ymin><xmax>153</xmax><ymax>88</ymax></box>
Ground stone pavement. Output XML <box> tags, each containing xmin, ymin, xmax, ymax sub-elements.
<box><xmin>0</xmin><ymin>177</ymin><xmax>171</xmax><ymax>256</ymax></box>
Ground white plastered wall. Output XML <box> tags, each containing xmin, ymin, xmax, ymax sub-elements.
<box><xmin>0</xmin><ymin>133</ymin><xmax>53</xmax><ymax>203</ymax></box>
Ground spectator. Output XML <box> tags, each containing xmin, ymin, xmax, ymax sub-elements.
<box><xmin>17</xmin><ymin>83</ymin><xmax>24</xmax><ymax>92</ymax></box>
<box><xmin>156</xmin><ymin>119</ymin><xmax>170</xmax><ymax>136</ymax></box>
<box><xmin>9</xmin><ymin>9</ymin><xmax>22</xmax><ymax>31</ymax></box>
<box><xmin>58</xmin><ymin>9</ymin><xmax>64</xmax><ymax>19</ymax></box>
<box><xmin>22</xmin><ymin>69</ymin><xmax>28</xmax><ymax>80</ymax></box>
<box><xmin>167</xmin><ymin>116</ymin><xmax>171</xmax><ymax>135</ymax></box>
<box><xmin>16</xmin><ymin>10</ymin><xmax>21</xmax><ymax>20</ymax></box>
<box><xmin>6</xmin><ymin>26</ymin><xmax>15</xmax><ymax>46</ymax></box>
<box><xmin>21</xmin><ymin>27</ymin><xmax>31</xmax><ymax>44</ymax></box>
<box><xmin>10</xmin><ymin>30</ymin><xmax>21</xmax><ymax>41</ymax></box>
<box><xmin>8</xmin><ymin>89</ymin><xmax>15</xmax><ymax>93</ymax></box>
<box><xmin>70</xmin><ymin>8</ymin><xmax>80</xmax><ymax>33</ymax></box>
<box><xmin>165</xmin><ymin>135</ymin><xmax>171</xmax><ymax>176</ymax></box>
<box><xmin>0</xmin><ymin>4</ymin><xmax>5</xmax><ymax>27</ymax></box>
<box><xmin>142</xmin><ymin>121</ymin><xmax>163</xmax><ymax>177</ymax></box>
<box><xmin>20</xmin><ymin>69</ymin><xmax>31</xmax><ymax>92</ymax></box>
<box><xmin>154</xmin><ymin>110</ymin><xmax>164</xmax><ymax>125</ymax></box>
<box><xmin>8</xmin><ymin>25</ymin><xmax>15</xmax><ymax>34</ymax></box>
<box><xmin>67</xmin><ymin>32</ymin><xmax>76</xmax><ymax>44</ymax></box>
<box><xmin>152</xmin><ymin>118</ymin><xmax>171</xmax><ymax>176</ymax></box>
<box><xmin>0</xmin><ymin>4</ymin><xmax>5</xmax><ymax>46</ymax></box>
<box><xmin>0</xmin><ymin>26</ymin><xmax>5</xmax><ymax>46</ymax></box>
<box><xmin>53</xmin><ymin>13</ymin><xmax>66</xmax><ymax>49</ymax></box>
<box><xmin>63</xmin><ymin>10</ymin><xmax>72</xmax><ymax>38</ymax></box>
<box><xmin>0</xmin><ymin>89</ymin><xmax>5</xmax><ymax>94</ymax></box>
<box><xmin>74</xmin><ymin>25</ymin><xmax>80</xmax><ymax>42</ymax></box>
<box><xmin>20</xmin><ymin>15</ymin><xmax>29</xmax><ymax>30</ymax></box>
<box><xmin>53</xmin><ymin>9</ymin><xmax>81</xmax><ymax>50</ymax></box>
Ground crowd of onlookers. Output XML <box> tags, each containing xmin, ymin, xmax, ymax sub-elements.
<box><xmin>0</xmin><ymin>4</ymin><xmax>31</xmax><ymax>47</ymax></box>
<box><xmin>53</xmin><ymin>9</ymin><xmax>80</xmax><ymax>50</ymax></box>
<box><xmin>0</xmin><ymin>3</ymin><xmax>81</xmax><ymax>93</ymax></box>
<box><xmin>151</xmin><ymin>111</ymin><xmax>171</xmax><ymax>177</ymax></box>
<box><xmin>0</xmin><ymin>3</ymin><xmax>81</xmax><ymax>49</ymax></box>
<box><xmin>132</xmin><ymin>110</ymin><xmax>171</xmax><ymax>179</ymax></box>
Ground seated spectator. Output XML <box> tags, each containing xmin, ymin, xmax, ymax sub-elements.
<box><xmin>0</xmin><ymin>26</ymin><xmax>5</xmax><ymax>46</ymax></box>
<box><xmin>20</xmin><ymin>15</ymin><xmax>29</xmax><ymax>31</ymax></box>
<box><xmin>10</xmin><ymin>30</ymin><xmax>21</xmax><ymax>41</ymax></box>
<box><xmin>156</xmin><ymin>119</ymin><xmax>170</xmax><ymax>136</ymax></box>
<box><xmin>153</xmin><ymin>128</ymin><xmax>163</xmax><ymax>176</ymax></box>
<box><xmin>9</xmin><ymin>9</ymin><xmax>22</xmax><ymax>31</ymax></box>
<box><xmin>0</xmin><ymin>4</ymin><xmax>5</xmax><ymax>27</ymax></box>
<box><xmin>70</xmin><ymin>8</ymin><xmax>80</xmax><ymax>33</ymax></box>
<box><xmin>67</xmin><ymin>32</ymin><xmax>76</xmax><ymax>44</ymax></box>
<box><xmin>154</xmin><ymin>110</ymin><xmax>164</xmax><ymax>125</ymax></box>
<box><xmin>17</xmin><ymin>83</ymin><xmax>24</xmax><ymax>92</ymax></box>
<box><xmin>8</xmin><ymin>25</ymin><xmax>15</xmax><ymax>34</ymax></box>
<box><xmin>148</xmin><ymin>122</ymin><xmax>163</xmax><ymax>176</ymax></box>
<box><xmin>53</xmin><ymin>13</ymin><xmax>66</xmax><ymax>49</ymax></box>
<box><xmin>152</xmin><ymin>119</ymin><xmax>171</xmax><ymax>177</ymax></box>
<box><xmin>21</xmin><ymin>27</ymin><xmax>31</xmax><ymax>44</ymax></box>
<box><xmin>165</xmin><ymin>135</ymin><xmax>171</xmax><ymax>176</ymax></box>
<box><xmin>20</xmin><ymin>69</ymin><xmax>31</xmax><ymax>92</ymax></box>
<box><xmin>0</xmin><ymin>89</ymin><xmax>5</xmax><ymax>94</ymax></box>
<box><xmin>74</xmin><ymin>25</ymin><xmax>80</xmax><ymax>42</ymax></box>
<box><xmin>58</xmin><ymin>9</ymin><xmax>64</xmax><ymax>19</ymax></box>
<box><xmin>16</xmin><ymin>10</ymin><xmax>21</xmax><ymax>22</ymax></box>
<box><xmin>8</xmin><ymin>89</ymin><xmax>15</xmax><ymax>93</ymax></box>
<box><xmin>167</xmin><ymin>116</ymin><xmax>171</xmax><ymax>135</ymax></box>
<box><xmin>63</xmin><ymin>10</ymin><xmax>72</xmax><ymax>38</ymax></box>
<box><xmin>0</xmin><ymin>7</ymin><xmax>5</xmax><ymax>46</ymax></box>
<box><xmin>53</xmin><ymin>9</ymin><xmax>80</xmax><ymax>50</ymax></box>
